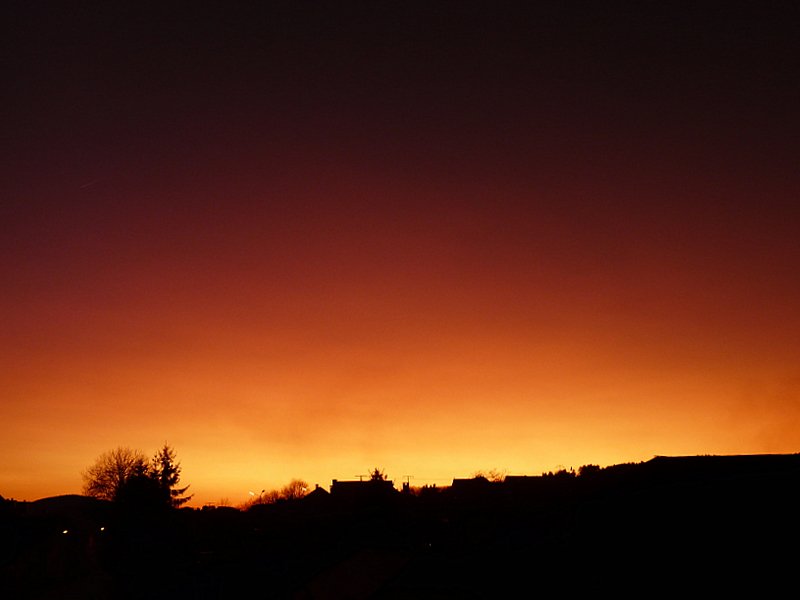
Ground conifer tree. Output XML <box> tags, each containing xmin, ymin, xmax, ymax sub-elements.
<box><xmin>150</xmin><ymin>443</ymin><xmax>192</xmax><ymax>507</ymax></box>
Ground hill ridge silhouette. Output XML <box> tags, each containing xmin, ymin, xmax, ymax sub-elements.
<box><xmin>3</xmin><ymin>451</ymin><xmax>799</xmax><ymax>597</ymax></box>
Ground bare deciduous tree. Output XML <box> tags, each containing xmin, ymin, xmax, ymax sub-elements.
<box><xmin>472</xmin><ymin>468</ymin><xmax>506</xmax><ymax>483</ymax></box>
<box><xmin>280</xmin><ymin>479</ymin><xmax>309</xmax><ymax>500</ymax></box>
<box><xmin>241</xmin><ymin>479</ymin><xmax>310</xmax><ymax>508</ymax></box>
<box><xmin>82</xmin><ymin>447</ymin><xmax>148</xmax><ymax>501</ymax></box>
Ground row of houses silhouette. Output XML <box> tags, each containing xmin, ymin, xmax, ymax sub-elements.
<box><xmin>317</xmin><ymin>452</ymin><xmax>800</xmax><ymax>499</ymax></box>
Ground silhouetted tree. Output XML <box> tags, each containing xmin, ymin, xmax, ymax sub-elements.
<box><xmin>82</xmin><ymin>444</ymin><xmax>191</xmax><ymax>509</ymax></box>
<box><xmin>543</xmin><ymin>468</ymin><xmax>576</xmax><ymax>479</ymax></box>
<box><xmin>578</xmin><ymin>464</ymin><xmax>601</xmax><ymax>477</ymax></box>
<box><xmin>150</xmin><ymin>443</ymin><xmax>192</xmax><ymax>507</ymax></box>
<box><xmin>82</xmin><ymin>447</ymin><xmax>149</xmax><ymax>501</ymax></box>
<box><xmin>370</xmin><ymin>468</ymin><xmax>387</xmax><ymax>481</ymax></box>
<box><xmin>243</xmin><ymin>479</ymin><xmax>310</xmax><ymax>507</ymax></box>
<box><xmin>115</xmin><ymin>471</ymin><xmax>169</xmax><ymax>512</ymax></box>
<box><xmin>280</xmin><ymin>479</ymin><xmax>309</xmax><ymax>500</ymax></box>
<box><xmin>473</xmin><ymin>468</ymin><xmax>506</xmax><ymax>482</ymax></box>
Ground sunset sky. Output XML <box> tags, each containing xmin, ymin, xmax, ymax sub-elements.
<box><xmin>3</xmin><ymin>3</ymin><xmax>799</xmax><ymax>506</ymax></box>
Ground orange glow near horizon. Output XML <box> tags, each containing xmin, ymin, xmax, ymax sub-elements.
<box><xmin>3</xmin><ymin>168</ymin><xmax>799</xmax><ymax>507</ymax></box>
<box><xmin>4</xmin><ymin>5</ymin><xmax>799</xmax><ymax>508</ymax></box>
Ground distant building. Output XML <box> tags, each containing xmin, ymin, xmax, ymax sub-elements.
<box><xmin>300</xmin><ymin>484</ymin><xmax>331</xmax><ymax>509</ymax></box>
<box><xmin>306</xmin><ymin>484</ymin><xmax>329</xmax><ymax>499</ymax></box>
<box><xmin>449</xmin><ymin>476</ymin><xmax>493</xmax><ymax>500</ymax></box>
<box><xmin>330</xmin><ymin>478</ymin><xmax>396</xmax><ymax>503</ymax></box>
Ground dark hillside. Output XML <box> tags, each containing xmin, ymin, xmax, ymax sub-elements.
<box><xmin>3</xmin><ymin>454</ymin><xmax>799</xmax><ymax>598</ymax></box>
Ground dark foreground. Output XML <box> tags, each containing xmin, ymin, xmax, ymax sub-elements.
<box><xmin>3</xmin><ymin>454</ymin><xmax>799</xmax><ymax>599</ymax></box>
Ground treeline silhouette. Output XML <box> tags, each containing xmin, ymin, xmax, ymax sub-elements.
<box><xmin>81</xmin><ymin>444</ymin><xmax>192</xmax><ymax>509</ymax></box>
<box><xmin>3</xmin><ymin>453</ymin><xmax>800</xmax><ymax>598</ymax></box>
